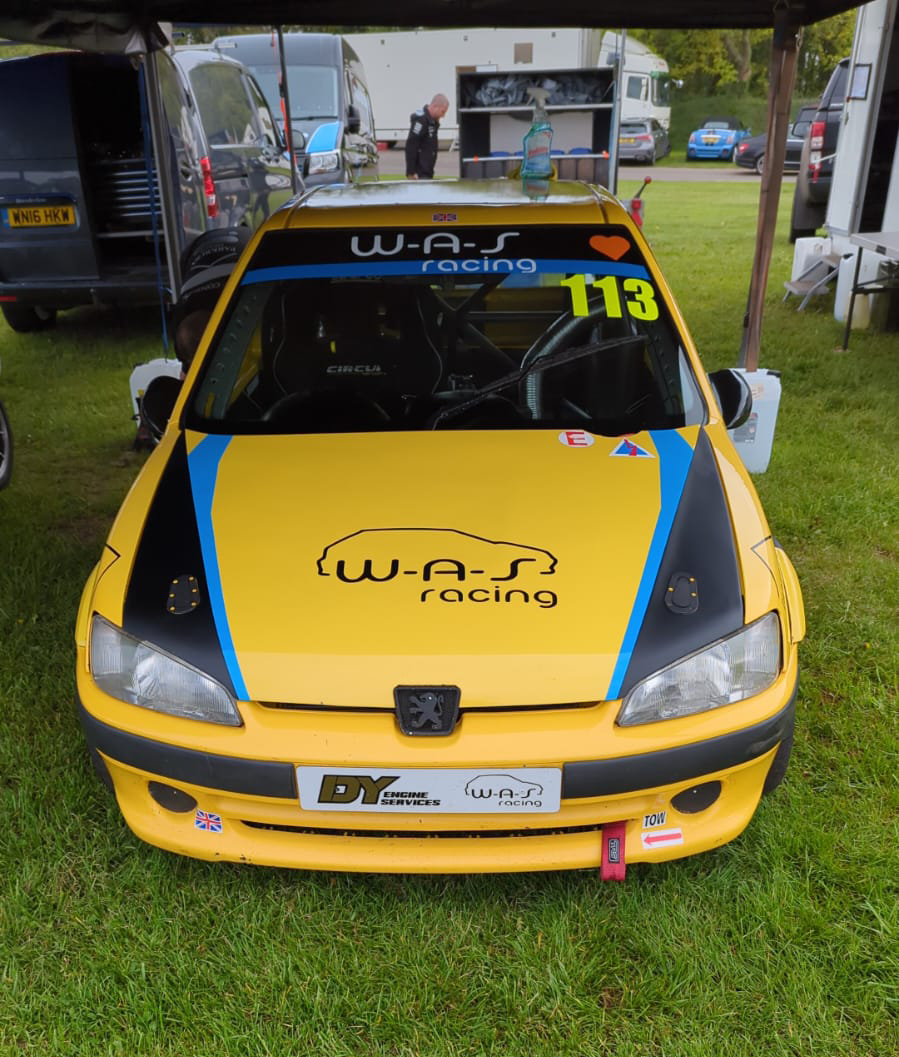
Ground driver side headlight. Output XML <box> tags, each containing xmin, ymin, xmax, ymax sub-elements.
<box><xmin>308</xmin><ymin>150</ymin><xmax>340</xmax><ymax>175</ymax></box>
<box><xmin>90</xmin><ymin>614</ymin><xmax>241</xmax><ymax>726</ymax></box>
<box><xmin>618</xmin><ymin>613</ymin><xmax>781</xmax><ymax>726</ymax></box>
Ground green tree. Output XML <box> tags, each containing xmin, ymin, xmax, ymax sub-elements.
<box><xmin>794</xmin><ymin>11</ymin><xmax>857</xmax><ymax>96</ymax></box>
<box><xmin>635</xmin><ymin>10</ymin><xmax>858</xmax><ymax>98</ymax></box>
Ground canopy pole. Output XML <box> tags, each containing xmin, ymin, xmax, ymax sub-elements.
<box><xmin>739</xmin><ymin>9</ymin><xmax>801</xmax><ymax>369</ymax></box>
<box><xmin>608</xmin><ymin>28</ymin><xmax>626</xmax><ymax>195</ymax></box>
<box><xmin>144</xmin><ymin>46</ymin><xmax>182</xmax><ymax>304</ymax></box>
<box><xmin>275</xmin><ymin>26</ymin><xmax>300</xmax><ymax>195</ymax></box>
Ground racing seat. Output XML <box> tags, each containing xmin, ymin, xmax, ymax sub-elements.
<box><xmin>260</xmin><ymin>281</ymin><xmax>444</xmax><ymax>430</ymax></box>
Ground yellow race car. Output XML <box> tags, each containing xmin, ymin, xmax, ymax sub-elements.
<box><xmin>75</xmin><ymin>179</ymin><xmax>804</xmax><ymax>877</ymax></box>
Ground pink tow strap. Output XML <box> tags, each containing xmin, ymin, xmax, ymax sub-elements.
<box><xmin>601</xmin><ymin>822</ymin><xmax>627</xmax><ymax>881</ymax></box>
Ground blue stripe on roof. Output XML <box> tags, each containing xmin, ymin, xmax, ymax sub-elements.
<box><xmin>186</xmin><ymin>434</ymin><xmax>249</xmax><ymax>701</ymax></box>
<box><xmin>605</xmin><ymin>429</ymin><xmax>695</xmax><ymax>701</ymax></box>
<box><xmin>241</xmin><ymin>260</ymin><xmax>651</xmax><ymax>283</ymax></box>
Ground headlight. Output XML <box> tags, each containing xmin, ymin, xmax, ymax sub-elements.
<box><xmin>618</xmin><ymin>613</ymin><xmax>781</xmax><ymax>726</ymax></box>
<box><xmin>688</xmin><ymin>133</ymin><xmax>696</xmax><ymax>144</ymax></box>
<box><xmin>90</xmin><ymin>614</ymin><xmax>241</xmax><ymax>726</ymax></box>
<box><xmin>307</xmin><ymin>150</ymin><xmax>340</xmax><ymax>175</ymax></box>
<box><xmin>726</xmin><ymin>132</ymin><xmax>736</xmax><ymax>143</ymax></box>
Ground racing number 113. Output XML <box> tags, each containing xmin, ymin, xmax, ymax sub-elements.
<box><xmin>561</xmin><ymin>274</ymin><xmax>659</xmax><ymax>321</ymax></box>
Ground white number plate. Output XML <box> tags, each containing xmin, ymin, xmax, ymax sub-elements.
<box><xmin>297</xmin><ymin>766</ymin><xmax>562</xmax><ymax>814</ymax></box>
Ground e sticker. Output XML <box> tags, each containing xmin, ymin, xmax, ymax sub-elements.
<box><xmin>558</xmin><ymin>430</ymin><xmax>594</xmax><ymax>447</ymax></box>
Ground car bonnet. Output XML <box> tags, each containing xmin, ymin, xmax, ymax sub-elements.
<box><xmin>118</xmin><ymin>426</ymin><xmax>745</xmax><ymax>709</ymax></box>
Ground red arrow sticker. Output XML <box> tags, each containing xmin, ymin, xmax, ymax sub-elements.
<box><xmin>640</xmin><ymin>828</ymin><xmax>683</xmax><ymax>849</ymax></box>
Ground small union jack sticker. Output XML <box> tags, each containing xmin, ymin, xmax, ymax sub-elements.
<box><xmin>194</xmin><ymin>810</ymin><xmax>223</xmax><ymax>833</ymax></box>
<box><xmin>611</xmin><ymin>438</ymin><xmax>654</xmax><ymax>458</ymax></box>
<box><xmin>431</xmin><ymin>212</ymin><xmax>457</xmax><ymax>222</ymax></box>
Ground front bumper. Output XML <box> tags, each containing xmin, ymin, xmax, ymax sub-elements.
<box><xmin>688</xmin><ymin>144</ymin><xmax>735</xmax><ymax>160</ymax></box>
<box><xmin>77</xmin><ymin>657</ymin><xmax>798</xmax><ymax>872</ymax></box>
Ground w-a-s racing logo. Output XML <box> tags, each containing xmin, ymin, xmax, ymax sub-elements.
<box><xmin>317</xmin><ymin>528</ymin><xmax>559</xmax><ymax>609</ymax></box>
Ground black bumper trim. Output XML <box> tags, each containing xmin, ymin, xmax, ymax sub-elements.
<box><xmin>78</xmin><ymin>686</ymin><xmax>796</xmax><ymax>805</ymax></box>
<box><xmin>78</xmin><ymin>701</ymin><xmax>297</xmax><ymax>800</ymax></box>
<box><xmin>562</xmin><ymin>691</ymin><xmax>797</xmax><ymax>799</ymax></box>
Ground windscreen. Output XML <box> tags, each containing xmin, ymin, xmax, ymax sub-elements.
<box><xmin>186</xmin><ymin>223</ymin><xmax>706</xmax><ymax>435</ymax></box>
<box><xmin>247</xmin><ymin>64</ymin><xmax>340</xmax><ymax>121</ymax></box>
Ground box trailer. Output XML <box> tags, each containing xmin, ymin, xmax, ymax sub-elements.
<box><xmin>343</xmin><ymin>27</ymin><xmax>672</xmax><ymax>148</ymax></box>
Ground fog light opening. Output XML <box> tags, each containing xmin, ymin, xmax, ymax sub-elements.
<box><xmin>671</xmin><ymin>781</ymin><xmax>722</xmax><ymax>815</ymax></box>
<box><xmin>148</xmin><ymin>781</ymin><xmax>198</xmax><ymax>814</ymax></box>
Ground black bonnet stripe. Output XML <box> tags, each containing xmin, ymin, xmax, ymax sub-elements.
<box><xmin>618</xmin><ymin>429</ymin><xmax>743</xmax><ymax>697</ymax></box>
<box><xmin>122</xmin><ymin>435</ymin><xmax>236</xmax><ymax>696</ymax></box>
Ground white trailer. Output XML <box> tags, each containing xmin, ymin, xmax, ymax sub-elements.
<box><xmin>600</xmin><ymin>32</ymin><xmax>674</xmax><ymax>130</ymax></box>
<box><xmin>343</xmin><ymin>27</ymin><xmax>672</xmax><ymax>147</ymax></box>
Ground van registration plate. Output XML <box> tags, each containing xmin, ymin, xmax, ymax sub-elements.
<box><xmin>3</xmin><ymin>204</ymin><xmax>75</xmax><ymax>228</ymax></box>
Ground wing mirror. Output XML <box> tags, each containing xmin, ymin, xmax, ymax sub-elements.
<box><xmin>289</xmin><ymin>126</ymin><xmax>307</xmax><ymax>153</ymax></box>
<box><xmin>708</xmin><ymin>368</ymin><xmax>753</xmax><ymax>429</ymax></box>
<box><xmin>346</xmin><ymin>104</ymin><xmax>361</xmax><ymax>134</ymax></box>
<box><xmin>140</xmin><ymin>375</ymin><xmax>182</xmax><ymax>441</ymax></box>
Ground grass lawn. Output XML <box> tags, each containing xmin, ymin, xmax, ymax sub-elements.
<box><xmin>0</xmin><ymin>180</ymin><xmax>896</xmax><ymax>1056</ymax></box>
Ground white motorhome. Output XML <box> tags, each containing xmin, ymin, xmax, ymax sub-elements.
<box><xmin>343</xmin><ymin>27</ymin><xmax>672</xmax><ymax>147</ymax></box>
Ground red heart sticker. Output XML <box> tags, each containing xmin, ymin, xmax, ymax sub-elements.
<box><xmin>589</xmin><ymin>235</ymin><xmax>630</xmax><ymax>261</ymax></box>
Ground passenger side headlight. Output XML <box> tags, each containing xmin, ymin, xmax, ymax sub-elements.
<box><xmin>618</xmin><ymin>613</ymin><xmax>781</xmax><ymax>726</ymax></box>
<box><xmin>90</xmin><ymin>614</ymin><xmax>241</xmax><ymax>726</ymax></box>
<box><xmin>308</xmin><ymin>150</ymin><xmax>340</xmax><ymax>175</ymax></box>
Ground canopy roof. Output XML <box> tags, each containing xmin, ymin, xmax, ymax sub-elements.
<box><xmin>0</xmin><ymin>0</ymin><xmax>860</xmax><ymax>53</ymax></box>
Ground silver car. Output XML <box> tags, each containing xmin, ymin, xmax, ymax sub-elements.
<box><xmin>618</xmin><ymin>119</ymin><xmax>670</xmax><ymax>164</ymax></box>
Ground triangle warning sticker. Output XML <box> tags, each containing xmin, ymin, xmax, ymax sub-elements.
<box><xmin>610</xmin><ymin>438</ymin><xmax>654</xmax><ymax>458</ymax></box>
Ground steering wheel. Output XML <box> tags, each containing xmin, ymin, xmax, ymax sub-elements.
<box><xmin>262</xmin><ymin>388</ymin><xmax>391</xmax><ymax>431</ymax></box>
<box><xmin>520</xmin><ymin>302</ymin><xmax>610</xmax><ymax>418</ymax></box>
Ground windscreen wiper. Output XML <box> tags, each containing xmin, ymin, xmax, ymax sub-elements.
<box><xmin>429</xmin><ymin>334</ymin><xmax>648</xmax><ymax>428</ymax></box>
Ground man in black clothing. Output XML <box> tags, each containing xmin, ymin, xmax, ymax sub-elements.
<box><xmin>405</xmin><ymin>94</ymin><xmax>449</xmax><ymax>179</ymax></box>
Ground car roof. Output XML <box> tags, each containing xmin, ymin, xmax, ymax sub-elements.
<box><xmin>267</xmin><ymin>178</ymin><xmax>630</xmax><ymax>228</ymax></box>
<box><xmin>213</xmin><ymin>32</ymin><xmax>343</xmax><ymax>65</ymax></box>
<box><xmin>172</xmin><ymin>46</ymin><xmax>247</xmax><ymax>74</ymax></box>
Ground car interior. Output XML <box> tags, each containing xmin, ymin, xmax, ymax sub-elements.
<box><xmin>188</xmin><ymin>274</ymin><xmax>704</xmax><ymax>435</ymax></box>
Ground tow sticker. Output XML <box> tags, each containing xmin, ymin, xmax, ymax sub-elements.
<box><xmin>642</xmin><ymin>810</ymin><xmax>667</xmax><ymax>828</ymax></box>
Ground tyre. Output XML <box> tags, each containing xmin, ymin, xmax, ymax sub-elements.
<box><xmin>754</xmin><ymin>155</ymin><xmax>765</xmax><ymax>176</ymax></box>
<box><xmin>0</xmin><ymin>399</ymin><xmax>11</xmax><ymax>490</ymax></box>
<box><xmin>762</xmin><ymin>715</ymin><xmax>794</xmax><ymax>794</ymax></box>
<box><xmin>648</xmin><ymin>149</ymin><xmax>656</xmax><ymax>166</ymax></box>
<box><xmin>180</xmin><ymin>227</ymin><xmax>251</xmax><ymax>282</ymax></box>
<box><xmin>1</xmin><ymin>303</ymin><xmax>57</xmax><ymax>333</ymax></box>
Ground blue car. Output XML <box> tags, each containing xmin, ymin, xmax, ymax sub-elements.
<box><xmin>687</xmin><ymin>117</ymin><xmax>751</xmax><ymax>161</ymax></box>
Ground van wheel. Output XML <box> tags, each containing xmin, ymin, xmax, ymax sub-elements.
<box><xmin>1</xmin><ymin>303</ymin><xmax>57</xmax><ymax>333</ymax></box>
<box><xmin>0</xmin><ymin>399</ymin><xmax>12</xmax><ymax>490</ymax></box>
